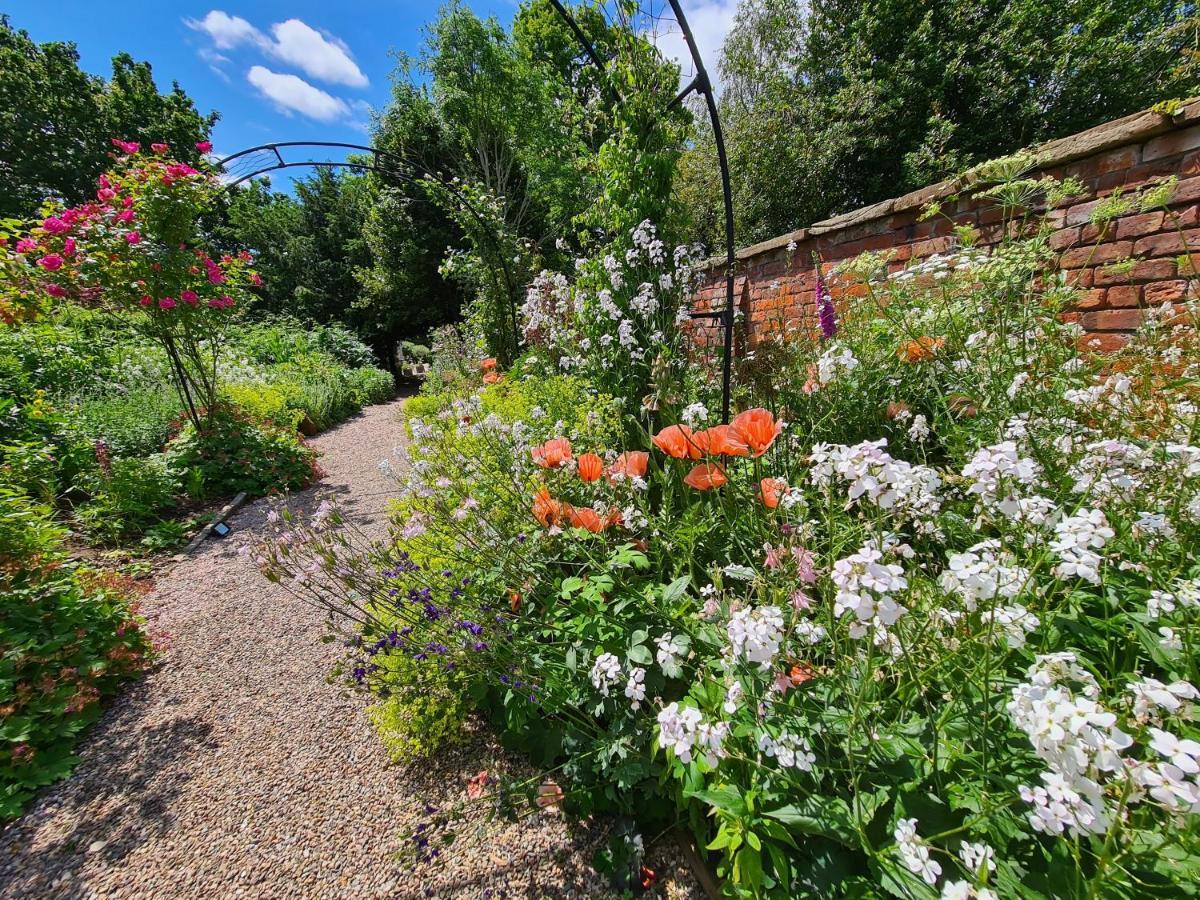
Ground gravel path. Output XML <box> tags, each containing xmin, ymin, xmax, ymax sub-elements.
<box><xmin>0</xmin><ymin>398</ymin><xmax>701</xmax><ymax>900</ymax></box>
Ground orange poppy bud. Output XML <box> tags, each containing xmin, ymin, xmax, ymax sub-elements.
<box><xmin>683</xmin><ymin>462</ymin><xmax>727</xmax><ymax>491</ymax></box>
<box><xmin>509</xmin><ymin>591</ymin><xmax>521</xmax><ymax>613</ymax></box>
<box><xmin>652</xmin><ymin>424</ymin><xmax>702</xmax><ymax>459</ymax></box>
<box><xmin>532</xmin><ymin>437</ymin><xmax>573</xmax><ymax>468</ymax></box>
<box><xmin>731</xmin><ymin>408</ymin><xmax>783</xmax><ymax>457</ymax></box>
<box><xmin>577</xmin><ymin>452</ymin><xmax>604</xmax><ymax>482</ymax></box>
<box><xmin>758</xmin><ymin>477</ymin><xmax>786</xmax><ymax>509</ymax></box>
<box><xmin>885</xmin><ymin>401</ymin><xmax>911</xmax><ymax>420</ymax></box>
<box><xmin>694</xmin><ymin>424</ymin><xmax>750</xmax><ymax>457</ymax></box>
<box><xmin>608</xmin><ymin>451</ymin><xmax>649</xmax><ymax>481</ymax></box>
<box><xmin>789</xmin><ymin>662</ymin><xmax>815</xmax><ymax>686</ymax></box>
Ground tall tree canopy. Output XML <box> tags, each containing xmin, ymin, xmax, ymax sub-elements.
<box><xmin>679</xmin><ymin>0</ymin><xmax>1200</xmax><ymax>249</ymax></box>
<box><xmin>0</xmin><ymin>16</ymin><xmax>216</xmax><ymax>219</ymax></box>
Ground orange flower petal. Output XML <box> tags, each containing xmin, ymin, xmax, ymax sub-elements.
<box><xmin>532</xmin><ymin>437</ymin><xmax>573</xmax><ymax>469</ymax></box>
<box><xmin>682</xmin><ymin>462</ymin><xmax>727</xmax><ymax>491</ymax></box>
<box><xmin>731</xmin><ymin>408</ymin><xmax>782</xmax><ymax>457</ymax></box>
<box><xmin>652</xmin><ymin>424</ymin><xmax>702</xmax><ymax>459</ymax></box>
<box><xmin>577</xmin><ymin>452</ymin><xmax>604</xmax><ymax>482</ymax></box>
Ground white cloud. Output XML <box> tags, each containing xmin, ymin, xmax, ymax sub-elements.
<box><xmin>247</xmin><ymin>66</ymin><xmax>350</xmax><ymax>122</ymax></box>
<box><xmin>186</xmin><ymin>10</ymin><xmax>264</xmax><ymax>51</ymax></box>
<box><xmin>267</xmin><ymin>19</ymin><xmax>368</xmax><ymax>88</ymax></box>
<box><xmin>186</xmin><ymin>10</ymin><xmax>368</xmax><ymax>88</ymax></box>
<box><xmin>648</xmin><ymin>0</ymin><xmax>738</xmax><ymax>92</ymax></box>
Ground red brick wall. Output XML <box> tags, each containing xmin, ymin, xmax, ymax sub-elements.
<box><xmin>691</xmin><ymin>101</ymin><xmax>1200</xmax><ymax>354</ymax></box>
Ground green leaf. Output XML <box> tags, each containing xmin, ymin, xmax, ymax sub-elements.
<box><xmin>662</xmin><ymin>575</ymin><xmax>691</xmax><ymax>603</ymax></box>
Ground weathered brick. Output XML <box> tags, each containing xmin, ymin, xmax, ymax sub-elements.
<box><xmin>1059</xmin><ymin>241</ymin><xmax>1132</xmax><ymax>268</ymax></box>
<box><xmin>1072</xmin><ymin>289</ymin><xmax>1108</xmax><ymax>311</ymax></box>
<box><xmin>1115</xmin><ymin>212</ymin><xmax>1165</xmax><ymax>238</ymax></box>
<box><xmin>1065</xmin><ymin>199</ymin><xmax>1101</xmax><ymax>226</ymax></box>
<box><xmin>1063</xmin><ymin>268</ymin><xmax>1094</xmax><ymax>288</ymax></box>
<box><xmin>1134</xmin><ymin>228</ymin><xmax>1200</xmax><ymax>258</ymax></box>
<box><xmin>1143</xmin><ymin>124</ymin><xmax>1200</xmax><ymax>162</ymax></box>
<box><xmin>1048</xmin><ymin>226</ymin><xmax>1081</xmax><ymax>251</ymax></box>
<box><xmin>1172</xmin><ymin>175</ymin><xmax>1200</xmax><ymax>206</ymax></box>
<box><xmin>1081</xmin><ymin>308</ymin><xmax>1144</xmax><ymax>331</ymax></box>
<box><xmin>1105</xmin><ymin>285</ymin><xmax>1143</xmax><ymax>308</ymax></box>
<box><xmin>1145</xmin><ymin>280</ymin><xmax>1188</xmax><ymax>305</ymax></box>
<box><xmin>1093</xmin><ymin>258</ymin><xmax>1177</xmax><ymax>285</ymax></box>
<box><xmin>1096</xmin><ymin>146</ymin><xmax>1140</xmax><ymax>174</ymax></box>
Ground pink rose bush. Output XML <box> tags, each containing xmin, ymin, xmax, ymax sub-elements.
<box><xmin>3</xmin><ymin>140</ymin><xmax>258</xmax><ymax>428</ymax></box>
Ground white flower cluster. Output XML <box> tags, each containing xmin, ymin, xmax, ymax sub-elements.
<box><xmin>1128</xmin><ymin>677</ymin><xmax>1199</xmax><ymax>723</ymax></box>
<box><xmin>726</xmin><ymin>606</ymin><xmax>785</xmax><ymax>670</ymax></box>
<box><xmin>657</xmin><ymin>703</ymin><xmax>728</xmax><ymax>766</ymax></box>
<box><xmin>1009</xmin><ymin>653</ymin><xmax>1130</xmax><ymax>836</ymax></box>
<box><xmin>809</xmin><ymin>439</ymin><xmax>941</xmax><ymax>523</ymax></box>
<box><xmin>893</xmin><ymin>818</ymin><xmax>941</xmax><ymax>885</ymax></box>
<box><xmin>590</xmin><ymin>652</ymin><xmax>622</xmax><ymax>697</ymax></box>
<box><xmin>656</xmin><ymin>632</ymin><xmax>688</xmax><ymax>678</ymax></box>
<box><xmin>757</xmin><ymin>731</ymin><xmax>816</xmax><ymax>771</ymax></box>
<box><xmin>960</xmin><ymin>441</ymin><xmax>1041</xmax><ymax>519</ymax></box>
<box><xmin>1050</xmin><ymin>508</ymin><xmax>1113</xmax><ymax>584</ymax></box>
<box><xmin>940</xmin><ymin>540</ymin><xmax>1030</xmax><ymax>610</ymax></box>
<box><xmin>815</xmin><ymin>345</ymin><xmax>860</xmax><ymax>386</ymax></box>
<box><xmin>1148</xmin><ymin>577</ymin><xmax>1200</xmax><ymax>619</ymax></box>
<box><xmin>890</xmin><ymin>248</ymin><xmax>990</xmax><ymax>283</ymax></box>
<box><xmin>831</xmin><ymin>543</ymin><xmax>908</xmax><ymax>641</ymax></box>
<box><xmin>1070</xmin><ymin>439</ymin><xmax>1149</xmax><ymax>501</ymax></box>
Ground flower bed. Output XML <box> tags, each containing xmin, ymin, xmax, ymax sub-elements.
<box><xmin>253</xmin><ymin>165</ymin><xmax>1199</xmax><ymax>896</ymax></box>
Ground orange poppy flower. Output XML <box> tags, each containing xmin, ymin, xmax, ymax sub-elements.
<box><xmin>577</xmin><ymin>452</ymin><xmax>604</xmax><ymax>482</ymax></box>
<box><xmin>788</xmin><ymin>662</ymin><xmax>815</xmax><ymax>686</ymax></box>
<box><xmin>480</xmin><ymin>357</ymin><xmax>497</xmax><ymax>371</ymax></box>
<box><xmin>896</xmin><ymin>335</ymin><xmax>945</xmax><ymax>364</ymax></box>
<box><xmin>605</xmin><ymin>507</ymin><xmax>624</xmax><ymax>529</ymax></box>
<box><xmin>683</xmin><ymin>462</ymin><xmax>727</xmax><ymax>491</ymax></box>
<box><xmin>509</xmin><ymin>590</ymin><xmax>521</xmax><ymax>613</ymax></box>
<box><xmin>731</xmin><ymin>408</ymin><xmax>783</xmax><ymax>457</ymax></box>
<box><xmin>652</xmin><ymin>424</ymin><xmax>702</xmax><ymax>459</ymax></box>
<box><xmin>482</xmin><ymin>372</ymin><xmax>501</xmax><ymax>384</ymax></box>
<box><xmin>568</xmin><ymin>506</ymin><xmax>606</xmax><ymax>533</ymax></box>
<box><xmin>532</xmin><ymin>437</ymin><xmax>573</xmax><ymax>468</ymax></box>
<box><xmin>608</xmin><ymin>451</ymin><xmax>649</xmax><ymax>481</ymax></box>
<box><xmin>694</xmin><ymin>424</ymin><xmax>750</xmax><ymax>457</ymax></box>
<box><xmin>533</xmin><ymin>487</ymin><xmax>568</xmax><ymax>527</ymax></box>
<box><xmin>758</xmin><ymin>477</ymin><xmax>787</xmax><ymax>509</ymax></box>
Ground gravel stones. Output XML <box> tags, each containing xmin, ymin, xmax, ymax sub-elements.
<box><xmin>0</xmin><ymin>400</ymin><xmax>701</xmax><ymax>899</ymax></box>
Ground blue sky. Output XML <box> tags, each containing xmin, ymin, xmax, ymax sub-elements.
<box><xmin>8</xmin><ymin>1</ymin><xmax>736</xmax><ymax>191</ymax></box>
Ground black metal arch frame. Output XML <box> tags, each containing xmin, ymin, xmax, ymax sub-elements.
<box><xmin>216</xmin><ymin>0</ymin><xmax>737</xmax><ymax>420</ymax></box>
<box><xmin>216</xmin><ymin>141</ymin><xmax>522</xmax><ymax>358</ymax></box>
<box><xmin>546</xmin><ymin>0</ymin><xmax>737</xmax><ymax>421</ymax></box>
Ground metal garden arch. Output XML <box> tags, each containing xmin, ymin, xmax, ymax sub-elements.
<box><xmin>216</xmin><ymin>0</ymin><xmax>737</xmax><ymax>419</ymax></box>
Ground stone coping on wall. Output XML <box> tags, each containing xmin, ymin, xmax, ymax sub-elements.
<box><xmin>698</xmin><ymin>98</ymin><xmax>1200</xmax><ymax>270</ymax></box>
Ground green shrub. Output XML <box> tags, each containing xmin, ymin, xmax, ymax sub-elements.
<box><xmin>221</xmin><ymin>381</ymin><xmax>304</xmax><ymax>431</ymax></box>
<box><xmin>74</xmin><ymin>454</ymin><xmax>179</xmax><ymax>544</ymax></box>
<box><xmin>0</xmin><ymin>480</ymin><xmax>152</xmax><ymax>819</ymax></box>
<box><xmin>347</xmin><ymin>367</ymin><xmax>395</xmax><ymax>406</ymax></box>
<box><xmin>70</xmin><ymin>388</ymin><xmax>181</xmax><ymax>458</ymax></box>
<box><xmin>164</xmin><ymin>405</ymin><xmax>318</xmax><ymax>500</ymax></box>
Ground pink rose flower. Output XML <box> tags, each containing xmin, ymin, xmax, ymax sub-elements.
<box><xmin>15</xmin><ymin>238</ymin><xmax>37</xmax><ymax>254</ymax></box>
<box><xmin>116</xmin><ymin>210</ymin><xmax>135</xmax><ymax>223</ymax></box>
<box><xmin>42</xmin><ymin>217</ymin><xmax>68</xmax><ymax>235</ymax></box>
<box><xmin>195</xmin><ymin>140</ymin><xmax>213</xmax><ymax>153</ymax></box>
<box><xmin>139</xmin><ymin>295</ymin><xmax>153</xmax><ymax>306</ymax></box>
<box><xmin>207</xmin><ymin>268</ymin><xmax>226</xmax><ymax>285</ymax></box>
<box><xmin>124</xmin><ymin>231</ymin><xmax>141</xmax><ymax>245</ymax></box>
<box><xmin>46</xmin><ymin>284</ymin><xmax>67</xmax><ymax>298</ymax></box>
<box><xmin>151</xmin><ymin>143</ymin><xmax>169</xmax><ymax>154</ymax></box>
<box><xmin>38</xmin><ymin>254</ymin><xmax>64</xmax><ymax>271</ymax></box>
<box><xmin>181</xmin><ymin>290</ymin><xmax>198</xmax><ymax>305</ymax></box>
<box><xmin>158</xmin><ymin>297</ymin><xmax>177</xmax><ymax>310</ymax></box>
<box><xmin>97</xmin><ymin>188</ymin><xmax>116</xmax><ymax>202</ymax></box>
<box><xmin>63</xmin><ymin>237</ymin><xmax>75</xmax><ymax>256</ymax></box>
<box><xmin>111</xmin><ymin>139</ymin><xmax>140</xmax><ymax>154</ymax></box>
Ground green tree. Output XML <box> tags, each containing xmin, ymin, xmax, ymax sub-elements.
<box><xmin>0</xmin><ymin>17</ymin><xmax>216</xmax><ymax>219</ymax></box>
<box><xmin>679</xmin><ymin>0</ymin><xmax>1200</xmax><ymax>248</ymax></box>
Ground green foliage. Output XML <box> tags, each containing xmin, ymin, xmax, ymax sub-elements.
<box><xmin>74</xmin><ymin>454</ymin><xmax>179</xmax><ymax>544</ymax></box>
<box><xmin>366</xmin><ymin>657</ymin><xmax>471</xmax><ymax>764</ymax></box>
<box><xmin>164</xmin><ymin>406</ymin><xmax>318</xmax><ymax>501</ymax></box>
<box><xmin>0</xmin><ymin>480</ymin><xmax>152</xmax><ymax>819</ymax></box>
<box><xmin>70</xmin><ymin>388</ymin><xmax>180</xmax><ymax>458</ymax></box>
